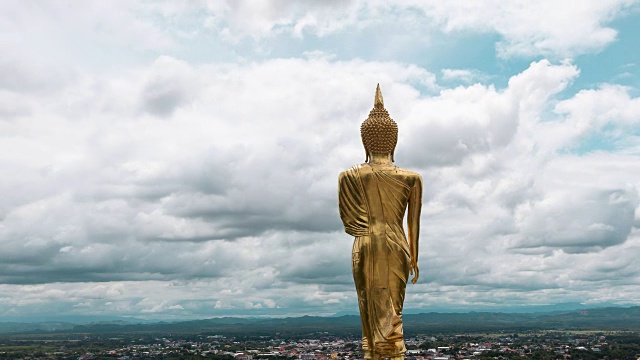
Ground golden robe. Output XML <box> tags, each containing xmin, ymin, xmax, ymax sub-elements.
<box><xmin>338</xmin><ymin>163</ymin><xmax>422</xmax><ymax>359</ymax></box>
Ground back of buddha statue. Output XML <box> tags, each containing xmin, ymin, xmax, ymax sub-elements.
<box><xmin>355</xmin><ymin>163</ymin><xmax>421</xmax><ymax>229</ymax></box>
<box><xmin>337</xmin><ymin>84</ymin><xmax>423</xmax><ymax>360</ymax></box>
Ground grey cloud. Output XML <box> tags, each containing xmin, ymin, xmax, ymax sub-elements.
<box><xmin>399</xmin><ymin>86</ymin><xmax>518</xmax><ymax>167</ymax></box>
<box><xmin>141</xmin><ymin>81</ymin><xmax>189</xmax><ymax>117</ymax></box>
<box><xmin>0</xmin><ymin>55</ymin><xmax>69</xmax><ymax>94</ymax></box>
<box><xmin>512</xmin><ymin>188</ymin><xmax>638</xmax><ymax>251</ymax></box>
<box><xmin>0</xmin><ymin>240</ymin><xmax>232</xmax><ymax>284</ymax></box>
<box><xmin>253</xmin><ymin>232</ymin><xmax>353</xmax><ymax>286</ymax></box>
<box><xmin>139</xmin><ymin>57</ymin><xmax>197</xmax><ymax>117</ymax></box>
<box><xmin>0</xmin><ymin>94</ymin><xmax>33</xmax><ymax>119</ymax></box>
<box><xmin>151</xmin><ymin>146</ymin><xmax>344</xmax><ymax>240</ymax></box>
<box><xmin>422</xmin><ymin>253</ymin><xmax>560</xmax><ymax>292</ymax></box>
<box><xmin>0</xmin><ymin>54</ymin><xmax>73</xmax><ymax>120</ymax></box>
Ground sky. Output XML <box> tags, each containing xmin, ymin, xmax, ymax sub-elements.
<box><xmin>1</xmin><ymin>0</ymin><xmax>640</xmax><ymax>321</ymax></box>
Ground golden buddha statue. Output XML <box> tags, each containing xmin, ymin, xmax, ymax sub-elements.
<box><xmin>338</xmin><ymin>84</ymin><xmax>423</xmax><ymax>360</ymax></box>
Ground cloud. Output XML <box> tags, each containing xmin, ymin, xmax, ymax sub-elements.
<box><xmin>400</xmin><ymin>60</ymin><xmax>579</xmax><ymax>166</ymax></box>
<box><xmin>139</xmin><ymin>57</ymin><xmax>198</xmax><ymax>117</ymax></box>
<box><xmin>0</xmin><ymin>56</ymin><xmax>435</xmax><ymax>287</ymax></box>
<box><xmin>194</xmin><ymin>0</ymin><xmax>639</xmax><ymax>58</ymax></box>
<box><xmin>440</xmin><ymin>69</ymin><xmax>490</xmax><ymax>84</ymax></box>
<box><xmin>510</xmin><ymin>188</ymin><xmax>638</xmax><ymax>252</ymax></box>
<box><xmin>0</xmin><ymin>1</ymin><xmax>175</xmax><ymax>74</ymax></box>
<box><xmin>1</xmin><ymin>2</ymin><xmax>640</xmax><ymax>318</ymax></box>
<box><xmin>2</xmin><ymin>54</ymin><xmax>640</xmax><ymax>317</ymax></box>
<box><xmin>421</xmin><ymin>0</ymin><xmax>638</xmax><ymax>58</ymax></box>
<box><xmin>203</xmin><ymin>0</ymin><xmax>363</xmax><ymax>40</ymax></box>
<box><xmin>395</xmin><ymin>60</ymin><xmax>640</xmax><ymax>309</ymax></box>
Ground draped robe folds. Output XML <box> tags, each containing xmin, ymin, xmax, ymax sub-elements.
<box><xmin>338</xmin><ymin>164</ymin><xmax>422</xmax><ymax>359</ymax></box>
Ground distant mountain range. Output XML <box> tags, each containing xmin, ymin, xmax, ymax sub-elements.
<box><xmin>1</xmin><ymin>307</ymin><xmax>640</xmax><ymax>335</ymax></box>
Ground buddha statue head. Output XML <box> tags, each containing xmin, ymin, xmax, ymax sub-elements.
<box><xmin>360</xmin><ymin>84</ymin><xmax>398</xmax><ymax>162</ymax></box>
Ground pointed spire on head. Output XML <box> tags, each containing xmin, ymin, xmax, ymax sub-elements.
<box><xmin>374</xmin><ymin>83</ymin><xmax>384</xmax><ymax>109</ymax></box>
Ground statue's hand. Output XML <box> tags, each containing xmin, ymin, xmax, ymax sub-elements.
<box><xmin>410</xmin><ymin>261</ymin><xmax>419</xmax><ymax>284</ymax></box>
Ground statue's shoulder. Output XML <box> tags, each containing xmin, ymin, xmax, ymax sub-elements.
<box><xmin>339</xmin><ymin>164</ymin><xmax>363</xmax><ymax>182</ymax></box>
<box><xmin>392</xmin><ymin>166</ymin><xmax>421</xmax><ymax>177</ymax></box>
<box><xmin>391</xmin><ymin>166</ymin><xmax>423</xmax><ymax>186</ymax></box>
<box><xmin>339</xmin><ymin>163</ymin><xmax>367</xmax><ymax>176</ymax></box>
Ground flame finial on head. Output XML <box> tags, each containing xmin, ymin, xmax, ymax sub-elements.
<box><xmin>360</xmin><ymin>84</ymin><xmax>398</xmax><ymax>162</ymax></box>
<box><xmin>374</xmin><ymin>83</ymin><xmax>384</xmax><ymax>108</ymax></box>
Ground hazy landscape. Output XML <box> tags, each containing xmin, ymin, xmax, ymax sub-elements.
<box><xmin>1</xmin><ymin>307</ymin><xmax>640</xmax><ymax>336</ymax></box>
<box><xmin>3</xmin><ymin>308</ymin><xmax>640</xmax><ymax>359</ymax></box>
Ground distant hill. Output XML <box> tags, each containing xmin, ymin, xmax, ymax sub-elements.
<box><xmin>403</xmin><ymin>301</ymin><xmax>629</xmax><ymax>314</ymax></box>
<box><xmin>0</xmin><ymin>321</ymin><xmax>75</xmax><ymax>333</ymax></box>
<box><xmin>1</xmin><ymin>307</ymin><xmax>640</xmax><ymax>335</ymax></box>
<box><xmin>403</xmin><ymin>307</ymin><xmax>640</xmax><ymax>333</ymax></box>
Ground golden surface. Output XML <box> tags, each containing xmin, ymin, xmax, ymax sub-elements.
<box><xmin>360</xmin><ymin>84</ymin><xmax>398</xmax><ymax>162</ymax></box>
<box><xmin>338</xmin><ymin>86</ymin><xmax>423</xmax><ymax>360</ymax></box>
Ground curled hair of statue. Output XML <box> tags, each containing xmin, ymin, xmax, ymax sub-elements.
<box><xmin>360</xmin><ymin>84</ymin><xmax>398</xmax><ymax>162</ymax></box>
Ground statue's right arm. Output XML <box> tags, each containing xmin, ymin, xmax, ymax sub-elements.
<box><xmin>407</xmin><ymin>174</ymin><xmax>423</xmax><ymax>284</ymax></box>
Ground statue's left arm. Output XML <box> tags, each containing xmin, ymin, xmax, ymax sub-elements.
<box><xmin>407</xmin><ymin>174</ymin><xmax>423</xmax><ymax>284</ymax></box>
